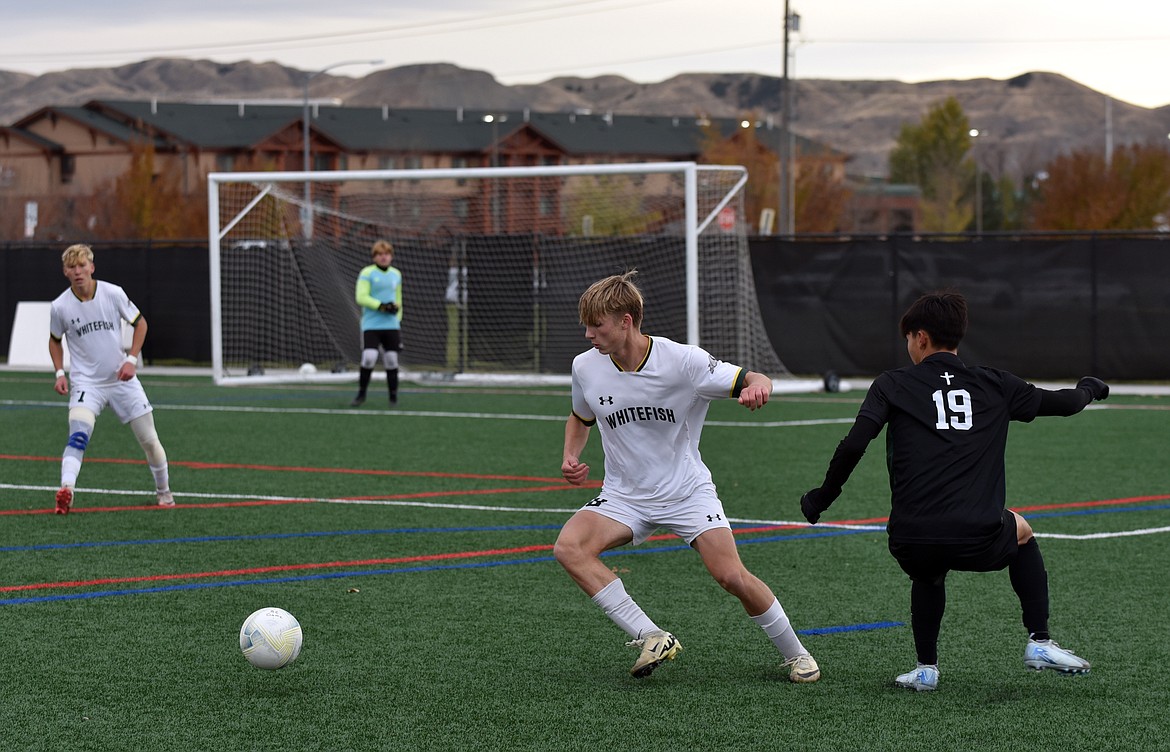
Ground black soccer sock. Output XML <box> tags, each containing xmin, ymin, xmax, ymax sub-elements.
<box><xmin>357</xmin><ymin>367</ymin><xmax>372</xmax><ymax>397</ymax></box>
<box><xmin>1010</xmin><ymin>537</ymin><xmax>1050</xmax><ymax>640</ymax></box>
<box><xmin>387</xmin><ymin>368</ymin><xmax>399</xmax><ymax>402</ymax></box>
<box><xmin>910</xmin><ymin>578</ymin><xmax>946</xmax><ymax>666</ymax></box>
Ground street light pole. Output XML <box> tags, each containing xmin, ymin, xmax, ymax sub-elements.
<box><xmin>483</xmin><ymin>114</ymin><xmax>507</xmax><ymax>232</ymax></box>
<box><xmin>301</xmin><ymin>58</ymin><xmax>382</xmax><ymax>238</ymax></box>
<box><xmin>969</xmin><ymin>128</ymin><xmax>983</xmax><ymax>234</ymax></box>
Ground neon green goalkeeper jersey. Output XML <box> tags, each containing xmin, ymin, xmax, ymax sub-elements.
<box><xmin>355</xmin><ymin>264</ymin><xmax>402</xmax><ymax>331</ymax></box>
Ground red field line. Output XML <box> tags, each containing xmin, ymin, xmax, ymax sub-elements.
<box><xmin>0</xmin><ymin>454</ymin><xmax>565</xmax><ymax>483</ymax></box>
<box><xmin>1011</xmin><ymin>493</ymin><xmax>1170</xmax><ymax>511</ymax></box>
<box><xmin>0</xmin><ymin>545</ymin><xmax>558</xmax><ymax>592</ymax></box>
<box><xmin>8</xmin><ymin>494</ymin><xmax>1164</xmax><ymax>594</ymax></box>
<box><xmin>0</xmin><ymin>499</ymin><xmax>317</xmax><ymax>516</ymax></box>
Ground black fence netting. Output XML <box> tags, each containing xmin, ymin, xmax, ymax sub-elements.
<box><xmin>750</xmin><ymin>234</ymin><xmax>1170</xmax><ymax>379</ymax></box>
<box><xmin>5</xmin><ymin>234</ymin><xmax>1169</xmax><ymax>379</ymax></box>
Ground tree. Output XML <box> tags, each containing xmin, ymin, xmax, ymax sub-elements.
<box><xmin>888</xmin><ymin>97</ymin><xmax>975</xmax><ymax>233</ymax></box>
<box><xmin>698</xmin><ymin>115</ymin><xmax>849</xmax><ymax>233</ymax></box>
<box><xmin>1030</xmin><ymin>143</ymin><xmax>1170</xmax><ymax>231</ymax></box>
<box><xmin>794</xmin><ymin>160</ymin><xmax>852</xmax><ymax>233</ymax></box>
<box><xmin>564</xmin><ymin>175</ymin><xmax>661</xmax><ymax>236</ymax></box>
<box><xmin>90</xmin><ymin>140</ymin><xmax>207</xmax><ymax>239</ymax></box>
<box><xmin>697</xmin><ymin>117</ymin><xmax>778</xmax><ymax>232</ymax></box>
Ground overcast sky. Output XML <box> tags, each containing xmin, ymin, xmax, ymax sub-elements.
<box><xmin>3</xmin><ymin>0</ymin><xmax>1168</xmax><ymax>109</ymax></box>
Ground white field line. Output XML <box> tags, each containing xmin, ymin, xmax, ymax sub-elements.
<box><xmin>1034</xmin><ymin>527</ymin><xmax>1170</xmax><ymax>540</ymax></box>
<box><xmin>0</xmin><ymin>399</ymin><xmax>858</xmax><ymax>427</ymax></box>
<box><xmin>0</xmin><ymin>483</ymin><xmax>579</xmax><ymax>514</ymax></box>
<box><xmin>732</xmin><ymin>517</ymin><xmax>887</xmax><ymax>531</ymax></box>
<box><xmin>5</xmin><ymin>483</ymin><xmax>1166</xmax><ymax>540</ymax></box>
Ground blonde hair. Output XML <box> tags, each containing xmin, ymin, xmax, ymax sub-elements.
<box><xmin>371</xmin><ymin>239</ymin><xmax>394</xmax><ymax>259</ymax></box>
<box><xmin>578</xmin><ymin>270</ymin><xmax>643</xmax><ymax>328</ymax></box>
<box><xmin>62</xmin><ymin>244</ymin><xmax>94</xmax><ymax>266</ymax></box>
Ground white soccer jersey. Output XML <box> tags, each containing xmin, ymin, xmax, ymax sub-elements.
<box><xmin>571</xmin><ymin>336</ymin><xmax>746</xmax><ymax>504</ymax></box>
<box><xmin>49</xmin><ymin>281</ymin><xmax>140</xmax><ymax>385</ymax></box>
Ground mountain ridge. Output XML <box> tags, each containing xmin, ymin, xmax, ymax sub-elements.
<box><xmin>3</xmin><ymin>59</ymin><xmax>1167</xmax><ymax>179</ymax></box>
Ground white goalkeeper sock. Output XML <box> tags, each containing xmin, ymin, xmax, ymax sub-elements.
<box><xmin>751</xmin><ymin>598</ymin><xmax>808</xmax><ymax>660</ymax></box>
<box><xmin>591</xmin><ymin>578</ymin><xmax>659</xmax><ymax>640</ymax></box>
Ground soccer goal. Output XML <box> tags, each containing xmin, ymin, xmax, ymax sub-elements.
<box><xmin>208</xmin><ymin>162</ymin><xmax>791</xmax><ymax>386</ymax></box>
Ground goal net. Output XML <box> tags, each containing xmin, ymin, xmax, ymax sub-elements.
<box><xmin>208</xmin><ymin>162</ymin><xmax>790</xmax><ymax>385</ymax></box>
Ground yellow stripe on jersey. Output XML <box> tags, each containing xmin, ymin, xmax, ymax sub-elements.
<box><xmin>729</xmin><ymin>367</ymin><xmax>746</xmax><ymax>398</ymax></box>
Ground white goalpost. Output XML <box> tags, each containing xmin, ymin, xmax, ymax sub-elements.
<box><xmin>207</xmin><ymin>162</ymin><xmax>793</xmax><ymax>387</ymax></box>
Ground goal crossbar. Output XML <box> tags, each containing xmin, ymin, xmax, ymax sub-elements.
<box><xmin>207</xmin><ymin>161</ymin><xmax>780</xmax><ymax>387</ymax></box>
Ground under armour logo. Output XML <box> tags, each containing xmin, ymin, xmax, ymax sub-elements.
<box><xmin>941</xmin><ymin>371</ymin><xmax>955</xmax><ymax>385</ymax></box>
<box><xmin>599</xmin><ymin>395</ymin><xmax>613</xmax><ymax>405</ymax></box>
<box><xmin>585</xmin><ymin>496</ymin><xmax>609</xmax><ymax>507</ymax></box>
<box><xmin>706</xmin><ymin>513</ymin><xmax>723</xmax><ymax>522</ymax></box>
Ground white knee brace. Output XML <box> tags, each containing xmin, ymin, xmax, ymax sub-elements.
<box><xmin>360</xmin><ymin>348</ymin><xmax>379</xmax><ymax>369</ymax></box>
<box><xmin>129</xmin><ymin>413</ymin><xmax>168</xmax><ymax>469</ymax></box>
<box><xmin>382</xmin><ymin>350</ymin><xmax>399</xmax><ymax>370</ymax></box>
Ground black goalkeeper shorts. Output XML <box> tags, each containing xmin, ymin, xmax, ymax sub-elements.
<box><xmin>888</xmin><ymin>508</ymin><xmax>1020</xmax><ymax>583</ymax></box>
<box><xmin>362</xmin><ymin>329</ymin><xmax>402</xmax><ymax>352</ymax></box>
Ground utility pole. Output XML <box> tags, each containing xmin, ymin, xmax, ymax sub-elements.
<box><xmin>779</xmin><ymin>1</ymin><xmax>799</xmax><ymax>236</ymax></box>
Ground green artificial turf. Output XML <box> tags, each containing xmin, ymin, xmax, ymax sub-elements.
<box><xmin>0</xmin><ymin>371</ymin><xmax>1166</xmax><ymax>751</ymax></box>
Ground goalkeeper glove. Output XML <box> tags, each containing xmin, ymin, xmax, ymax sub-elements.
<box><xmin>800</xmin><ymin>487</ymin><xmax>838</xmax><ymax>525</ymax></box>
<box><xmin>1077</xmin><ymin>376</ymin><xmax>1109</xmax><ymax>401</ymax></box>
<box><xmin>379</xmin><ymin>302</ymin><xmax>399</xmax><ymax>314</ymax></box>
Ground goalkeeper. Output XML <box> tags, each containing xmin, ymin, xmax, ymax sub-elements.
<box><xmin>800</xmin><ymin>291</ymin><xmax>1107</xmax><ymax>691</ymax></box>
<box><xmin>351</xmin><ymin>239</ymin><xmax>403</xmax><ymax>407</ymax></box>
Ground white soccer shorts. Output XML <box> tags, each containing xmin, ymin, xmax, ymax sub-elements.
<box><xmin>577</xmin><ymin>483</ymin><xmax>732</xmax><ymax>545</ymax></box>
<box><xmin>68</xmin><ymin>378</ymin><xmax>154</xmax><ymax>424</ymax></box>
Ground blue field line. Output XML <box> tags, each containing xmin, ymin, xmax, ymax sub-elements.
<box><xmin>0</xmin><ymin>550</ymin><xmax>908</xmax><ymax>637</ymax></box>
<box><xmin>0</xmin><ymin>523</ymin><xmax>564</xmax><ymax>553</ymax></box>
<box><xmin>0</xmin><ymin>532</ymin><xmax>852</xmax><ymax>607</ymax></box>
<box><xmin>0</xmin><ymin>556</ymin><xmax>558</xmax><ymax>605</ymax></box>
<box><xmin>1</xmin><ymin>502</ymin><xmax>1164</xmax><ymax>608</ymax></box>
<box><xmin>801</xmin><ymin>621</ymin><xmax>905</xmax><ymax>635</ymax></box>
<box><xmin>1022</xmin><ymin>502</ymin><xmax>1170</xmax><ymax>519</ymax></box>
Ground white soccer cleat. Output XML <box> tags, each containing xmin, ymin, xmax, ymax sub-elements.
<box><xmin>157</xmin><ymin>490</ymin><xmax>176</xmax><ymax>507</ymax></box>
<box><xmin>894</xmin><ymin>664</ymin><xmax>940</xmax><ymax>692</ymax></box>
<box><xmin>626</xmin><ymin>630</ymin><xmax>682</xmax><ymax>678</ymax></box>
<box><xmin>1024</xmin><ymin>639</ymin><xmax>1090</xmax><ymax>674</ymax></box>
<box><xmin>783</xmin><ymin>653</ymin><xmax>821</xmax><ymax>683</ymax></box>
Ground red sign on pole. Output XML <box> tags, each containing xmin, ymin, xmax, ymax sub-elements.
<box><xmin>717</xmin><ymin>206</ymin><xmax>736</xmax><ymax>231</ymax></box>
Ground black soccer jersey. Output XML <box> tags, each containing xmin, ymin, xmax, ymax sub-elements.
<box><xmin>857</xmin><ymin>352</ymin><xmax>1043</xmax><ymax>544</ymax></box>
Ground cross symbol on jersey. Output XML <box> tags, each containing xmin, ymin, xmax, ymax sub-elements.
<box><xmin>941</xmin><ymin>371</ymin><xmax>955</xmax><ymax>385</ymax></box>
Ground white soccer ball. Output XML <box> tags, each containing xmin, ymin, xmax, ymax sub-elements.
<box><xmin>298</xmin><ymin>362</ymin><xmax>317</xmax><ymax>377</ymax></box>
<box><xmin>239</xmin><ymin>607</ymin><xmax>303</xmax><ymax>670</ymax></box>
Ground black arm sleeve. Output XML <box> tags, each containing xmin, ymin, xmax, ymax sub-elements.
<box><xmin>820</xmin><ymin>416</ymin><xmax>882</xmax><ymax>497</ymax></box>
<box><xmin>1036</xmin><ymin>387</ymin><xmax>1092</xmax><ymax>417</ymax></box>
<box><xmin>799</xmin><ymin>416</ymin><xmax>881</xmax><ymax>524</ymax></box>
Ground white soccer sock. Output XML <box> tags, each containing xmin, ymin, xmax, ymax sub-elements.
<box><xmin>751</xmin><ymin>598</ymin><xmax>808</xmax><ymax>660</ymax></box>
<box><xmin>60</xmin><ymin>456</ymin><xmax>81</xmax><ymax>488</ymax></box>
<box><xmin>591</xmin><ymin>578</ymin><xmax>659</xmax><ymax>640</ymax></box>
<box><xmin>149</xmin><ymin>464</ymin><xmax>170</xmax><ymax>493</ymax></box>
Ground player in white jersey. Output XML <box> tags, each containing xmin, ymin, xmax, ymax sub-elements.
<box><xmin>47</xmin><ymin>244</ymin><xmax>174</xmax><ymax>515</ymax></box>
<box><xmin>554</xmin><ymin>271</ymin><xmax>820</xmax><ymax>682</ymax></box>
